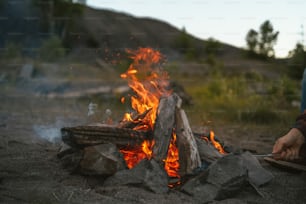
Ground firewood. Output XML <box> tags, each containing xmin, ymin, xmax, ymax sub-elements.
<box><xmin>153</xmin><ymin>93</ymin><xmax>181</xmax><ymax>165</ymax></box>
<box><xmin>117</xmin><ymin>108</ymin><xmax>152</xmax><ymax>129</ymax></box>
<box><xmin>61</xmin><ymin>124</ymin><xmax>150</xmax><ymax>148</ymax></box>
<box><xmin>175</xmin><ymin>108</ymin><xmax>201</xmax><ymax>176</ymax></box>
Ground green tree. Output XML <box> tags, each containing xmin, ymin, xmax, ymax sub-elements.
<box><xmin>39</xmin><ymin>36</ymin><xmax>66</xmax><ymax>61</ymax></box>
<box><xmin>287</xmin><ymin>43</ymin><xmax>306</xmax><ymax>79</ymax></box>
<box><xmin>175</xmin><ymin>27</ymin><xmax>192</xmax><ymax>53</ymax></box>
<box><xmin>245</xmin><ymin>20</ymin><xmax>279</xmax><ymax>58</ymax></box>
<box><xmin>246</xmin><ymin>29</ymin><xmax>258</xmax><ymax>54</ymax></box>
<box><xmin>2</xmin><ymin>42</ymin><xmax>22</xmax><ymax>59</ymax></box>
<box><xmin>258</xmin><ymin>20</ymin><xmax>279</xmax><ymax>57</ymax></box>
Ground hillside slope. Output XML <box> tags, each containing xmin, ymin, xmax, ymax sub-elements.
<box><xmin>0</xmin><ymin>1</ymin><xmax>287</xmax><ymax>78</ymax></box>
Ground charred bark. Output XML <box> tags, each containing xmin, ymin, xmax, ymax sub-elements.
<box><xmin>152</xmin><ymin>93</ymin><xmax>181</xmax><ymax>165</ymax></box>
<box><xmin>61</xmin><ymin>124</ymin><xmax>150</xmax><ymax>148</ymax></box>
<box><xmin>175</xmin><ymin>108</ymin><xmax>201</xmax><ymax>176</ymax></box>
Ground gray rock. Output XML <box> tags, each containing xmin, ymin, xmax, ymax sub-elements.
<box><xmin>79</xmin><ymin>143</ymin><xmax>126</xmax><ymax>175</ymax></box>
<box><xmin>104</xmin><ymin>159</ymin><xmax>169</xmax><ymax>194</ymax></box>
<box><xmin>241</xmin><ymin>151</ymin><xmax>274</xmax><ymax>187</ymax></box>
<box><xmin>181</xmin><ymin>154</ymin><xmax>248</xmax><ymax>203</ymax></box>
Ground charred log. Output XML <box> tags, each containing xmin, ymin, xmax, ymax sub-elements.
<box><xmin>61</xmin><ymin>124</ymin><xmax>150</xmax><ymax>148</ymax></box>
<box><xmin>152</xmin><ymin>93</ymin><xmax>181</xmax><ymax>165</ymax></box>
<box><xmin>175</xmin><ymin>108</ymin><xmax>201</xmax><ymax>176</ymax></box>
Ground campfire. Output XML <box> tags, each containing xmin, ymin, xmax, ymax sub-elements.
<box><xmin>117</xmin><ymin>48</ymin><xmax>226</xmax><ymax>179</ymax></box>
<box><xmin>59</xmin><ymin>47</ymin><xmax>273</xmax><ymax>201</ymax></box>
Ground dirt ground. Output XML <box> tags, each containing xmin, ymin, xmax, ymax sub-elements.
<box><xmin>1</xmin><ymin>89</ymin><xmax>306</xmax><ymax>204</ymax></box>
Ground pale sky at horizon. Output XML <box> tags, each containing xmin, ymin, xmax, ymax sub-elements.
<box><xmin>87</xmin><ymin>0</ymin><xmax>305</xmax><ymax>58</ymax></box>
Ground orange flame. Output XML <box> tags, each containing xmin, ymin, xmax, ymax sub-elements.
<box><xmin>119</xmin><ymin>48</ymin><xmax>179</xmax><ymax>178</ymax></box>
<box><xmin>120</xmin><ymin>140</ymin><xmax>155</xmax><ymax>169</ymax></box>
<box><xmin>209</xmin><ymin>130</ymin><xmax>226</xmax><ymax>154</ymax></box>
<box><xmin>120</xmin><ymin>47</ymin><xmax>170</xmax><ymax>131</ymax></box>
<box><xmin>164</xmin><ymin>131</ymin><xmax>180</xmax><ymax>178</ymax></box>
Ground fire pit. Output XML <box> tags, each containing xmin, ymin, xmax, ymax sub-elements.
<box><xmin>59</xmin><ymin>48</ymin><xmax>273</xmax><ymax>202</ymax></box>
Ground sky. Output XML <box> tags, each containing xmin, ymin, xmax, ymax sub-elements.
<box><xmin>86</xmin><ymin>0</ymin><xmax>305</xmax><ymax>58</ymax></box>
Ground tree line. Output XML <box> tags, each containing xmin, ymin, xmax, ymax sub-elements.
<box><xmin>246</xmin><ymin>20</ymin><xmax>306</xmax><ymax>79</ymax></box>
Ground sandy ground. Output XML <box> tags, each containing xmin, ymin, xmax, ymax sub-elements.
<box><xmin>1</xmin><ymin>90</ymin><xmax>306</xmax><ymax>204</ymax></box>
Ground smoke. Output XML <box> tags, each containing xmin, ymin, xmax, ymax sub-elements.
<box><xmin>33</xmin><ymin>118</ymin><xmax>67</xmax><ymax>143</ymax></box>
<box><xmin>33</xmin><ymin>125</ymin><xmax>61</xmax><ymax>143</ymax></box>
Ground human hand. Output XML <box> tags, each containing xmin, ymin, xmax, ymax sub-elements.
<box><xmin>272</xmin><ymin>128</ymin><xmax>305</xmax><ymax>161</ymax></box>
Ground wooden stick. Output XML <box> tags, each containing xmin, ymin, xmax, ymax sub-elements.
<box><xmin>264</xmin><ymin>157</ymin><xmax>306</xmax><ymax>172</ymax></box>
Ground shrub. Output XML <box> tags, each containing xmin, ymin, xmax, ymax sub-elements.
<box><xmin>287</xmin><ymin>43</ymin><xmax>306</xmax><ymax>80</ymax></box>
<box><xmin>239</xmin><ymin>108</ymin><xmax>279</xmax><ymax>124</ymax></box>
<box><xmin>2</xmin><ymin>42</ymin><xmax>22</xmax><ymax>59</ymax></box>
<box><xmin>205</xmin><ymin>37</ymin><xmax>222</xmax><ymax>55</ymax></box>
<box><xmin>267</xmin><ymin>76</ymin><xmax>299</xmax><ymax>102</ymax></box>
<box><xmin>39</xmin><ymin>36</ymin><xmax>66</xmax><ymax>61</ymax></box>
<box><xmin>244</xmin><ymin>70</ymin><xmax>263</xmax><ymax>81</ymax></box>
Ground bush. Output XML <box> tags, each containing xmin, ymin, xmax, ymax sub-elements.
<box><xmin>244</xmin><ymin>70</ymin><xmax>263</xmax><ymax>81</ymax></box>
<box><xmin>173</xmin><ymin>27</ymin><xmax>198</xmax><ymax>60</ymax></box>
<box><xmin>2</xmin><ymin>42</ymin><xmax>22</xmax><ymax>59</ymax></box>
<box><xmin>39</xmin><ymin>36</ymin><xmax>66</xmax><ymax>61</ymax></box>
<box><xmin>184</xmin><ymin>73</ymin><xmax>297</xmax><ymax>125</ymax></box>
<box><xmin>287</xmin><ymin>43</ymin><xmax>306</xmax><ymax>80</ymax></box>
<box><xmin>239</xmin><ymin>108</ymin><xmax>279</xmax><ymax>124</ymax></box>
<box><xmin>205</xmin><ymin>37</ymin><xmax>222</xmax><ymax>55</ymax></box>
<box><xmin>267</xmin><ymin>76</ymin><xmax>299</xmax><ymax>103</ymax></box>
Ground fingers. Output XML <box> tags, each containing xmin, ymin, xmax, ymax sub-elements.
<box><xmin>272</xmin><ymin>130</ymin><xmax>304</xmax><ymax>161</ymax></box>
<box><xmin>278</xmin><ymin>148</ymin><xmax>300</xmax><ymax>161</ymax></box>
<box><xmin>284</xmin><ymin>148</ymin><xmax>292</xmax><ymax>161</ymax></box>
<box><xmin>272</xmin><ymin>138</ymin><xmax>285</xmax><ymax>155</ymax></box>
<box><xmin>291</xmin><ymin>148</ymin><xmax>300</xmax><ymax>160</ymax></box>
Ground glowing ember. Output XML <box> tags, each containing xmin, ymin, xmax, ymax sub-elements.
<box><xmin>119</xmin><ymin>48</ymin><xmax>179</xmax><ymax>178</ymax></box>
<box><xmin>209</xmin><ymin>130</ymin><xmax>226</xmax><ymax>154</ymax></box>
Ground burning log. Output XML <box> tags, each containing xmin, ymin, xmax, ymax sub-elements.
<box><xmin>152</xmin><ymin>93</ymin><xmax>181</xmax><ymax>166</ymax></box>
<box><xmin>61</xmin><ymin>125</ymin><xmax>150</xmax><ymax>148</ymax></box>
<box><xmin>117</xmin><ymin>108</ymin><xmax>152</xmax><ymax>129</ymax></box>
<box><xmin>175</xmin><ymin>108</ymin><xmax>201</xmax><ymax>176</ymax></box>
